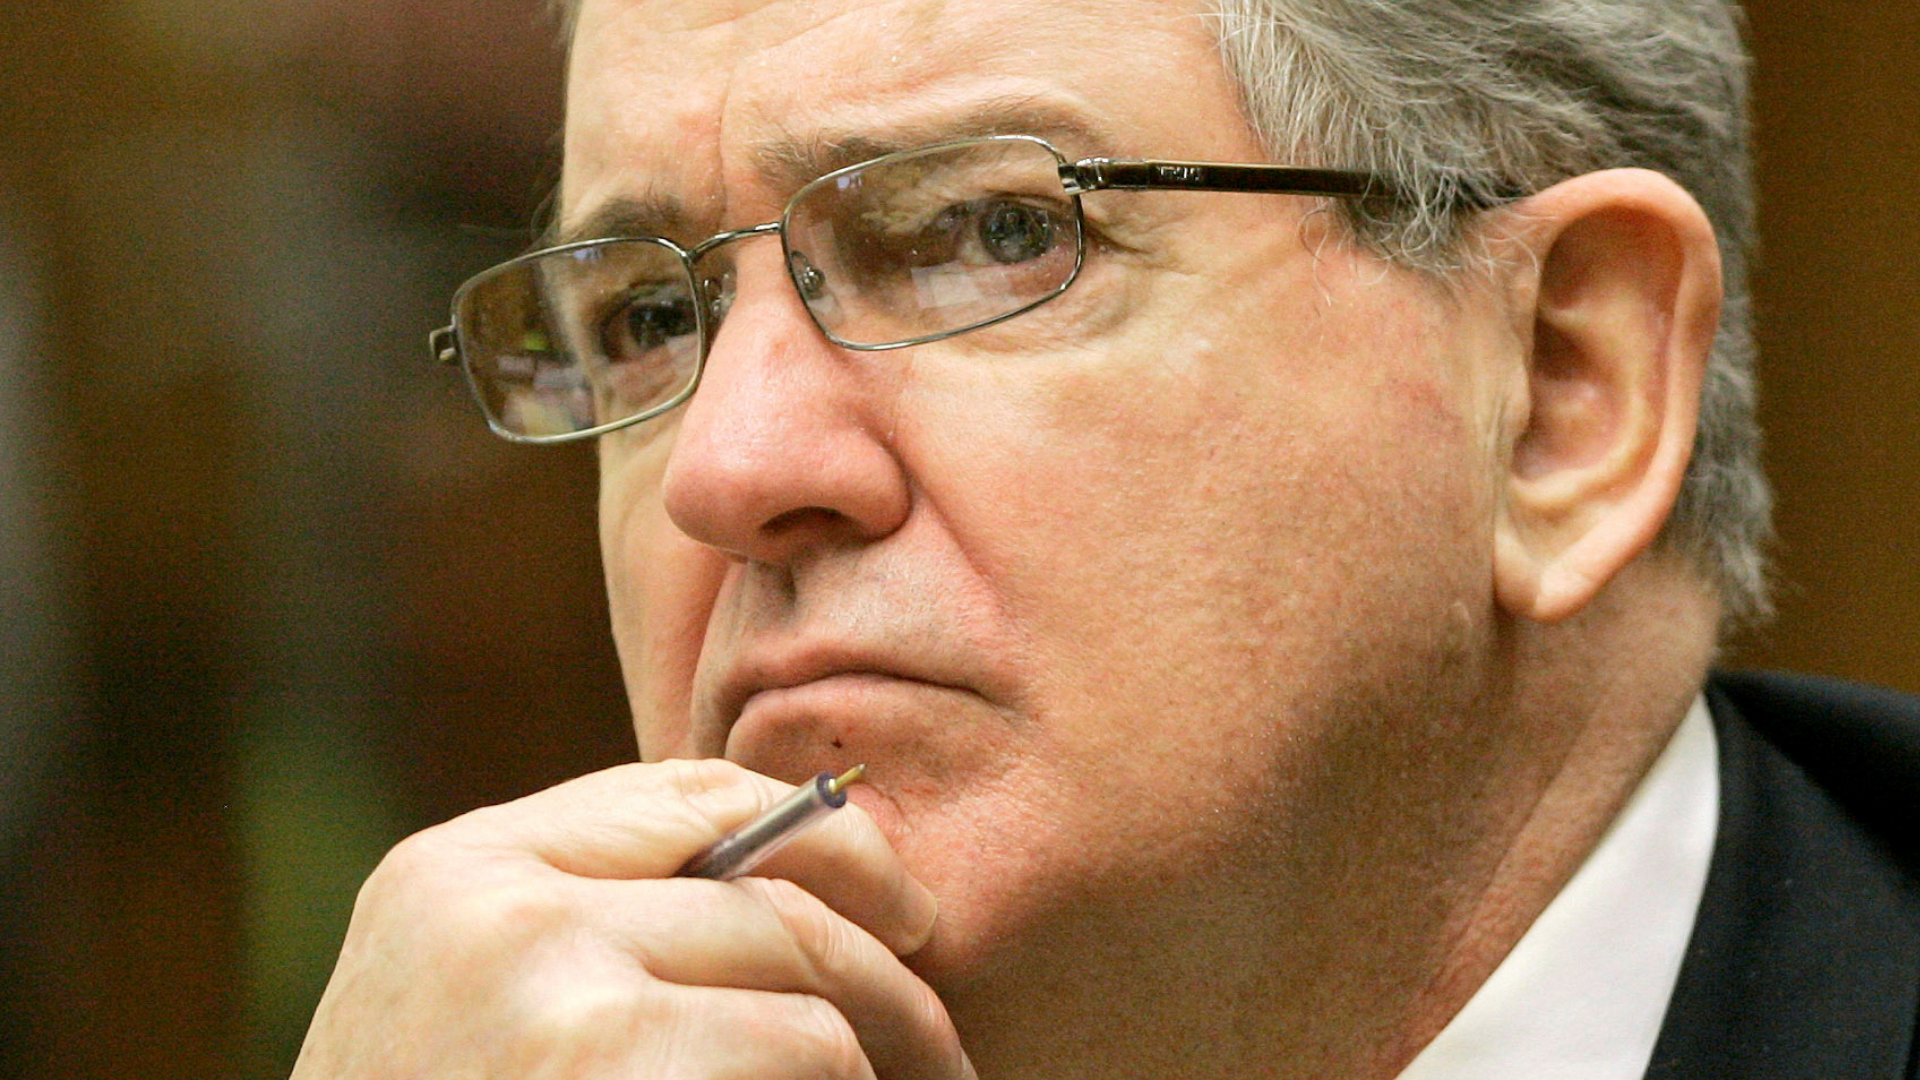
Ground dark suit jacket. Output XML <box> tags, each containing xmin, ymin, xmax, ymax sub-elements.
<box><xmin>1644</xmin><ymin>670</ymin><xmax>1920</xmax><ymax>1078</ymax></box>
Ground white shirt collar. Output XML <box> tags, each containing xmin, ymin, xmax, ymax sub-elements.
<box><xmin>1395</xmin><ymin>696</ymin><xmax>1718</xmax><ymax>1080</ymax></box>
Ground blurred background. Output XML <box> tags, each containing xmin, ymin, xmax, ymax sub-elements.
<box><xmin>0</xmin><ymin>1</ymin><xmax>1913</xmax><ymax>1077</ymax></box>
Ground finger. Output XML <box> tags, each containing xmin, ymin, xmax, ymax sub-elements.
<box><xmin>660</xmin><ymin>985</ymin><xmax>879</xmax><ymax>1080</ymax></box>
<box><xmin>457</xmin><ymin>758</ymin><xmax>938</xmax><ymax>954</ymax></box>
<box><xmin>580</xmin><ymin>875</ymin><xmax>969</xmax><ymax>1080</ymax></box>
<box><xmin>738</xmin><ymin>799</ymin><xmax>939</xmax><ymax>958</ymax></box>
<box><xmin>510</xmin><ymin>977</ymin><xmax>880</xmax><ymax>1080</ymax></box>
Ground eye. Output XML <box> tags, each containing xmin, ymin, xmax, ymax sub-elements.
<box><xmin>974</xmin><ymin>201</ymin><xmax>1055</xmax><ymax>264</ymax></box>
<box><xmin>588</xmin><ymin>284</ymin><xmax>703</xmax><ymax>421</ymax></box>
<box><xmin>929</xmin><ymin>198</ymin><xmax>1065</xmax><ymax>267</ymax></box>
<box><xmin>602</xmin><ymin>287</ymin><xmax>698</xmax><ymax>361</ymax></box>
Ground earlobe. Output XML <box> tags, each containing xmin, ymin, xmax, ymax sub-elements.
<box><xmin>1492</xmin><ymin>169</ymin><xmax>1721</xmax><ymax>623</ymax></box>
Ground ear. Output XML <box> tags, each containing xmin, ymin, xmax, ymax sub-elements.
<box><xmin>1492</xmin><ymin>168</ymin><xmax>1721</xmax><ymax>623</ymax></box>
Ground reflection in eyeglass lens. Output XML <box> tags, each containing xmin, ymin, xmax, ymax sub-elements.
<box><xmin>593</xmin><ymin>281</ymin><xmax>701</xmax><ymax>424</ymax></box>
<box><xmin>534</xmin><ymin>241</ymin><xmax>703</xmax><ymax>429</ymax></box>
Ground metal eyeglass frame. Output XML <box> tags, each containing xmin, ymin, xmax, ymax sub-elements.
<box><xmin>431</xmin><ymin>133</ymin><xmax>1411</xmax><ymax>444</ymax></box>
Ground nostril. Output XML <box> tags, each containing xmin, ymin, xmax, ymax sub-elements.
<box><xmin>761</xmin><ymin>505</ymin><xmax>843</xmax><ymax>539</ymax></box>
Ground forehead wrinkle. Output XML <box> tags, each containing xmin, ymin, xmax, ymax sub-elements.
<box><xmin>559</xmin><ymin>94</ymin><xmax>1129</xmax><ymax>250</ymax></box>
<box><xmin>564</xmin><ymin>0</ymin><xmax>1150</xmax><ymax>251</ymax></box>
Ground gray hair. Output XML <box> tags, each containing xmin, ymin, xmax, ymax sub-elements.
<box><xmin>550</xmin><ymin>0</ymin><xmax>1773</xmax><ymax>625</ymax></box>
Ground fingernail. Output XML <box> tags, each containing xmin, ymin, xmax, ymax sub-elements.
<box><xmin>959</xmin><ymin>1047</ymin><xmax>979</xmax><ymax>1080</ymax></box>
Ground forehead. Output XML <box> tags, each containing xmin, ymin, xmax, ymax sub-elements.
<box><xmin>561</xmin><ymin>0</ymin><xmax>1259</xmax><ymax>233</ymax></box>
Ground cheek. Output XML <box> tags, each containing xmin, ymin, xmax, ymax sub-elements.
<box><xmin>900</xmin><ymin>272</ymin><xmax>1495</xmax><ymax>785</ymax></box>
<box><xmin>600</xmin><ymin>432</ymin><xmax>724</xmax><ymax>759</ymax></box>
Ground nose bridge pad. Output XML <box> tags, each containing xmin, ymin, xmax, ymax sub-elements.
<box><xmin>691</xmin><ymin>226</ymin><xmax>842</xmax><ymax>347</ymax></box>
<box><xmin>701</xmin><ymin>268</ymin><xmax>736</xmax><ymax>332</ymax></box>
<box><xmin>686</xmin><ymin>223</ymin><xmax>779</xmax><ymax>339</ymax></box>
<box><xmin>788</xmin><ymin>250</ymin><xmax>827</xmax><ymax>301</ymax></box>
<box><xmin>786</xmin><ymin>249</ymin><xmax>842</xmax><ymax>332</ymax></box>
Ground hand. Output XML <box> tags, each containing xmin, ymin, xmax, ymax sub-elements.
<box><xmin>291</xmin><ymin>758</ymin><xmax>972</xmax><ymax>1080</ymax></box>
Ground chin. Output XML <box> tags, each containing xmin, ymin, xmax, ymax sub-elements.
<box><xmin>889</xmin><ymin>799</ymin><xmax>1114</xmax><ymax>992</ymax></box>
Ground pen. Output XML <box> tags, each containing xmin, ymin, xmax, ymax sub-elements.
<box><xmin>676</xmin><ymin>764</ymin><xmax>867</xmax><ymax>880</ymax></box>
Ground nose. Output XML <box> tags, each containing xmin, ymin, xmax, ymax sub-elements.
<box><xmin>658</xmin><ymin>242</ymin><xmax>912</xmax><ymax>565</ymax></box>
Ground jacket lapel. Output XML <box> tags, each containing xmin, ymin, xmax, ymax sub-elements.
<box><xmin>1644</xmin><ymin>673</ymin><xmax>1920</xmax><ymax>1079</ymax></box>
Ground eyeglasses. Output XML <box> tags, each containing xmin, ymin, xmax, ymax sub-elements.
<box><xmin>431</xmin><ymin>134</ymin><xmax>1400</xmax><ymax>444</ymax></box>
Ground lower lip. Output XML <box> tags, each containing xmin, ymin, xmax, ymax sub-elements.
<box><xmin>726</xmin><ymin>673</ymin><xmax>974</xmax><ymax>757</ymax></box>
<box><xmin>723</xmin><ymin>675</ymin><xmax>1006</xmax><ymax>852</ymax></box>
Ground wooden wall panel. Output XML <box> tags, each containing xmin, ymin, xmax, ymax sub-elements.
<box><xmin>1739</xmin><ymin>1</ymin><xmax>1920</xmax><ymax>691</ymax></box>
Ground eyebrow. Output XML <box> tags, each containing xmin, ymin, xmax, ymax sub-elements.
<box><xmin>548</xmin><ymin>190</ymin><xmax>695</xmax><ymax>249</ymax></box>
<box><xmin>752</xmin><ymin>98</ymin><xmax>1122</xmax><ymax>193</ymax></box>
<box><xmin>551</xmin><ymin>96</ymin><xmax>1121</xmax><ymax>248</ymax></box>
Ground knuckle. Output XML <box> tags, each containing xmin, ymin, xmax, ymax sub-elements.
<box><xmin>660</xmin><ymin>757</ymin><xmax>773</xmax><ymax>828</ymax></box>
<box><xmin>364</xmin><ymin>833</ymin><xmax>564</xmax><ymax>954</ymax></box>
<box><xmin>903</xmin><ymin>976</ymin><xmax>959</xmax><ymax>1050</ymax></box>
<box><xmin>368</xmin><ymin>826</ymin><xmax>443</xmax><ymax>884</ymax></box>
<box><xmin>742</xmin><ymin>877</ymin><xmax>854</xmax><ymax>975</ymax></box>
<box><xmin>624</xmin><ymin>982</ymin><xmax>867</xmax><ymax>1080</ymax></box>
<box><xmin>628</xmin><ymin>986</ymin><xmax>736</xmax><ymax>1080</ymax></box>
<box><xmin>586</xmin><ymin>758</ymin><xmax>797</xmax><ymax>861</ymax></box>
<box><xmin>512</xmin><ymin>952</ymin><xmax>643</xmax><ymax>1048</ymax></box>
<box><xmin>786</xmin><ymin>994</ymin><xmax>871</xmax><ymax>1080</ymax></box>
<box><xmin>355</xmin><ymin>826</ymin><xmax>464</xmax><ymax>916</ymax></box>
<box><xmin>657</xmin><ymin>755</ymin><xmax>752</xmax><ymax>799</ymax></box>
<box><xmin>492</xmin><ymin>948</ymin><xmax>668</xmax><ymax>1077</ymax></box>
<box><xmin>440</xmin><ymin>876</ymin><xmax>565</xmax><ymax>948</ymax></box>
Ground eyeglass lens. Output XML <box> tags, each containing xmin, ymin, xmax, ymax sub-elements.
<box><xmin>453</xmin><ymin>136</ymin><xmax>1082</xmax><ymax>440</ymax></box>
<box><xmin>784</xmin><ymin>136</ymin><xmax>1081</xmax><ymax>348</ymax></box>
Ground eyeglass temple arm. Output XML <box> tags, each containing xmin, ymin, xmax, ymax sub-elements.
<box><xmin>1060</xmin><ymin>158</ymin><xmax>1519</xmax><ymax>208</ymax></box>
<box><xmin>1060</xmin><ymin>158</ymin><xmax>1398</xmax><ymax>201</ymax></box>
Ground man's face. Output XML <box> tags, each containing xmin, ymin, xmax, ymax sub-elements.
<box><xmin>570</xmin><ymin>0</ymin><xmax>1517</xmax><ymax>977</ymax></box>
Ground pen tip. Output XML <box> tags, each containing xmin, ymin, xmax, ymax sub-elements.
<box><xmin>828</xmin><ymin>763</ymin><xmax>867</xmax><ymax>795</ymax></box>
